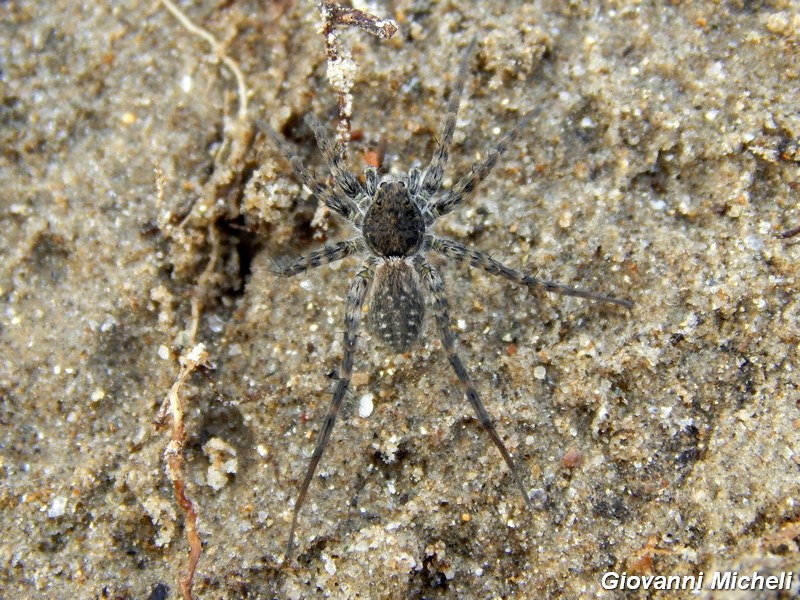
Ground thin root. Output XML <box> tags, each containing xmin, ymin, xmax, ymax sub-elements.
<box><xmin>160</xmin><ymin>0</ymin><xmax>249</xmax><ymax>121</ymax></box>
<box><xmin>155</xmin><ymin>344</ymin><xmax>209</xmax><ymax>600</ymax></box>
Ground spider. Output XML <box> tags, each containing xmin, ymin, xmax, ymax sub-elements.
<box><xmin>256</xmin><ymin>41</ymin><xmax>632</xmax><ymax>558</ymax></box>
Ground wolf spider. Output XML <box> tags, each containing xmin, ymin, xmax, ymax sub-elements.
<box><xmin>256</xmin><ymin>41</ymin><xmax>631</xmax><ymax>558</ymax></box>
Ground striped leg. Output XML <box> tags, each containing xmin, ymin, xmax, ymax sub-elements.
<box><xmin>304</xmin><ymin>114</ymin><xmax>363</xmax><ymax>200</ymax></box>
<box><xmin>421</xmin><ymin>39</ymin><xmax>476</xmax><ymax>197</ymax></box>
<box><xmin>277</xmin><ymin>238</ymin><xmax>363</xmax><ymax>278</ymax></box>
<box><xmin>429</xmin><ymin>235</ymin><xmax>632</xmax><ymax>308</ymax></box>
<box><xmin>427</xmin><ymin>110</ymin><xmax>537</xmax><ymax>223</ymax></box>
<box><xmin>255</xmin><ymin>119</ymin><xmax>359</xmax><ymax>223</ymax></box>
<box><xmin>286</xmin><ymin>259</ymin><xmax>374</xmax><ymax>559</ymax></box>
<box><xmin>415</xmin><ymin>257</ymin><xmax>533</xmax><ymax>510</ymax></box>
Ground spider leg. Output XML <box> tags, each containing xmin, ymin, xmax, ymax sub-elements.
<box><xmin>276</xmin><ymin>238</ymin><xmax>364</xmax><ymax>277</ymax></box>
<box><xmin>421</xmin><ymin>39</ymin><xmax>476</xmax><ymax>197</ymax></box>
<box><xmin>429</xmin><ymin>235</ymin><xmax>632</xmax><ymax>308</ymax></box>
<box><xmin>255</xmin><ymin>119</ymin><xmax>359</xmax><ymax>223</ymax></box>
<box><xmin>415</xmin><ymin>256</ymin><xmax>533</xmax><ymax>510</ymax></box>
<box><xmin>304</xmin><ymin>114</ymin><xmax>363</xmax><ymax>200</ymax></box>
<box><xmin>365</xmin><ymin>166</ymin><xmax>379</xmax><ymax>196</ymax></box>
<box><xmin>427</xmin><ymin>110</ymin><xmax>538</xmax><ymax>223</ymax></box>
<box><xmin>285</xmin><ymin>258</ymin><xmax>374</xmax><ymax>559</ymax></box>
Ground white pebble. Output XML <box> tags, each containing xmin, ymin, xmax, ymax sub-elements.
<box><xmin>48</xmin><ymin>496</ymin><xmax>67</xmax><ymax>518</ymax></box>
<box><xmin>359</xmin><ymin>393</ymin><xmax>374</xmax><ymax>418</ymax></box>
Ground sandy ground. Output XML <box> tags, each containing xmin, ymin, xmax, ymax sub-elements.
<box><xmin>1</xmin><ymin>1</ymin><xmax>799</xmax><ymax>598</ymax></box>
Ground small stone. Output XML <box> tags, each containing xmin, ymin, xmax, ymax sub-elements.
<box><xmin>48</xmin><ymin>496</ymin><xmax>67</xmax><ymax>518</ymax></box>
<box><xmin>561</xmin><ymin>448</ymin><xmax>584</xmax><ymax>469</ymax></box>
<box><xmin>359</xmin><ymin>393</ymin><xmax>374</xmax><ymax>418</ymax></box>
<box><xmin>203</xmin><ymin>437</ymin><xmax>238</xmax><ymax>491</ymax></box>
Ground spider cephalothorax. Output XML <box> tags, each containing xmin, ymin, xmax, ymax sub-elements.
<box><xmin>257</xmin><ymin>40</ymin><xmax>631</xmax><ymax>559</ymax></box>
<box><xmin>363</xmin><ymin>181</ymin><xmax>426</xmax><ymax>258</ymax></box>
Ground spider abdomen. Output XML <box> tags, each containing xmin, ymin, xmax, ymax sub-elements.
<box><xmin>366</xmin><ymin>258</ymin><xmax>425</xmax><ymax>353</ymax></box>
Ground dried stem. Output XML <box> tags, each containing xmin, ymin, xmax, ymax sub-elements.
<box><xmin>161</xmin><ymin>0</ymin><xmax>255</xmax><ymax>222</ymax></box>
<box><xmin>322</xmin><ymin>3</ymin><xmax>398</xmax><ymax>39</ymax></box>
<box><xmin>154</xmin><ymin>5</ymin><xmax>252</xmax><ymax>593</ymax></box>
<box><xmin>188</xmin><ymin>223</ymin><xmax>222</xmax><ymax>343</ymax></box>
<box><xmin>155</xmin><ymin>344</ymin><xmax>209</xmax><ymax>600</ymax></box>
<box><xmin>314</xmin><ymin>1</ymin><xmax>398</xmax><ymax>151</ymax></box>
<box><xmin>160</xmin><ymin>0</ymin><xmax>249</xmax><ymax>121</ymax></box>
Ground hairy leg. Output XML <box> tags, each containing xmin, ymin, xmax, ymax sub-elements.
<box><xmin>421</xmin><ymin>39</ymin><xmax>476</xmax><ymax>197</ymax></box>
<box><xmin>429</xmin><ymin>235</ymin><xmax>632</xmax><ymax>308</ymax></box>
<box><xmin>256</xmin><ymin>119</ymin><xmax>359</xmax><ymax>222</ymax></box>
<box><xmin>415</xmin><ymin>256</ymin><xmax>533</xmax><ymax>510</ymax></box>
<box><xmin>365</xmin><ymin>166</ymin><xmax>379</xmax><ymax>197</ymax></box>
<box><xmin>427</xmin><ymin>110</ymin><xmax>537</xmax><ymax>223</ymax></box>
<box><xmin>304</xmin><ymin>114</ymin><xmax>363</xmax><ymax>200</ymax></box>
<box><xmin>285</xmin><ymin>258</ymin><xmax>375</xmax><ymax>559</ymax></box>
<box><xmin>276</xmin><ymin>238</ymin><xmax>364</xmax><ymax>278</ymax></box>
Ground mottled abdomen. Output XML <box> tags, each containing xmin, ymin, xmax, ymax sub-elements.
<box><xmin>367</xmin><ymin>258</ymin><xmax>425</xmax><ymax>353</ymax></box>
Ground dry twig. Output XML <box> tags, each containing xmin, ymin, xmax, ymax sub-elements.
<box><xmin>154</xmin><ymin>344</ymin><xmax>209</xmax><ymax>600</ymax></box>
<box><xmin>314</xmin><ymin>1</ymin><xmax>398</xmax><ymax>151</ymax></box>
<box><xmin>155</xmin><ymin>2</ymin><xmax>255</xmax><ymax>597</ymax></box>
<box><xmin>161</xmin><ymin>0</ymin><xmax>249</xmax><ymax>121</ymax></box>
